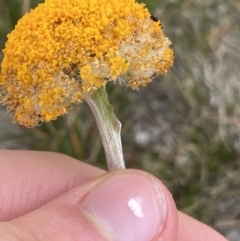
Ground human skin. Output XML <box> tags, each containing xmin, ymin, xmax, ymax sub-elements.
<box><xmin>0</xmin><ymin>150</ymin><xmax>227</xmax><ymax>241</ymax></box>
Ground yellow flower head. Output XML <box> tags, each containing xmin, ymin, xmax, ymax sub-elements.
<box><xmin>0</xmin><ymin>0</ymin><xmax>174</xmax><ymax>127</ymax></box>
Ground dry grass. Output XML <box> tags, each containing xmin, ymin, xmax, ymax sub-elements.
<box><xmin>0</xmin><ymin>0</ymin><xmax>240</xmax><ymax>239</ymax></box>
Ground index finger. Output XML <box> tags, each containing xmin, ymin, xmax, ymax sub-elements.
<box><xmin>0</xmin><ymin>150</ymin><xmax>105</xmax><ymax>221</ymax></box>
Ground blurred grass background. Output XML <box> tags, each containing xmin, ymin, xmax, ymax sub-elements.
<box><xmin>0</xmin><ymin>0</ymin><xmax>240</xmax><ymax>239</ymax></box>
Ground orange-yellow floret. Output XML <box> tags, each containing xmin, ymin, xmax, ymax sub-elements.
<box><xmin>0</xmin><ymin>0</ymin><xmax>174</xmax><ymax>127</ymax></box>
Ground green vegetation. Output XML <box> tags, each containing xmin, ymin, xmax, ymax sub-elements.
<box><xmin>1</xmin><ymin>0</ymin><xmax>240</xmax><ymax>239</ymax></box>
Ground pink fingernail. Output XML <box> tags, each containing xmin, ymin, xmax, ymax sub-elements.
<box><xmin>80</xmin><ymin>172</ymin><xmax>166</xmax><ymax>241</ymax></box>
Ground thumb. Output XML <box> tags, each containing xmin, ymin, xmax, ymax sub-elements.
<box><xmin>1</xmin><ymin>170</ymin><xmax>178</xmax><ymax>241</ymax></box>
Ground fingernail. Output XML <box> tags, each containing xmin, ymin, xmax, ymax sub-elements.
<box><xmin>80</xmin><ymin>172</ymin><xmax>166</xmax><ymax>241</ymax></box>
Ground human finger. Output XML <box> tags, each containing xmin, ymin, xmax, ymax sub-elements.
<box><xmin>0</xmin><ymin>150</ymin><xmax>105</xmax><ymax>221</ymax></box>
<box><xmin>0</xmin><ymin>169</ymin><xmax>178</xmax><ymax>241</ymax></box>
<box><xmin>177</xmin><ymin>211</ymin><xmax>227</xmax><ymax>241</ymax></box>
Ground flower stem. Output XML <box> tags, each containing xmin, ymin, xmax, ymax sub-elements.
<box><xmin>84</xmin><ymin>87</ymin><xmax>125</xmax><ymax>171</ymax></box>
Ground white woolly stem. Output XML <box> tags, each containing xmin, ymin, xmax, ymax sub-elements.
<box><xmin>84</xmin><ymin>87</ymin><xmax>125</xmax><ymax>171</ymax></box>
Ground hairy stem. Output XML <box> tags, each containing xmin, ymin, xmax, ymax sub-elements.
<box><xmin>84</xmin><ymin>87</ymin><xmax>125</xmax><ymax>171</ymax></box>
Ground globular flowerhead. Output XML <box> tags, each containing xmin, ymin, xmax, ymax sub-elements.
<box><xmin>0</xmin><ymin>0</ymin><xmax>174</xmax><ymax>127</ymax></box>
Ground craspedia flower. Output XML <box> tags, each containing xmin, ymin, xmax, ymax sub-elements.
<box><xmin>0</xmin><ymin>0</ymin><xmax>174</xmax><ymax>127</ymax></box>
